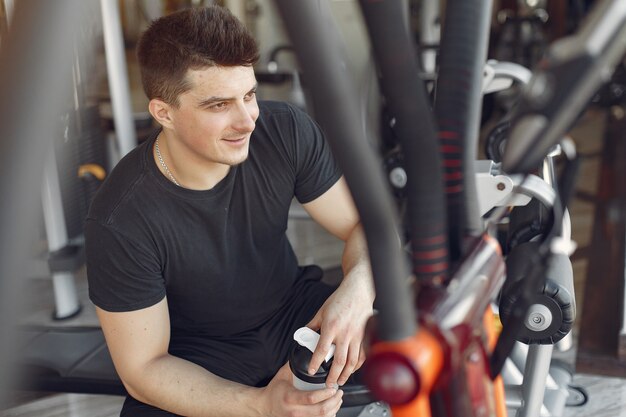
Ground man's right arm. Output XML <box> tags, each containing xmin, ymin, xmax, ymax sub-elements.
<box><xmin>97</xmin><ymin>297</ymin><xmax>343</xmax><ymax>417</ymax></box>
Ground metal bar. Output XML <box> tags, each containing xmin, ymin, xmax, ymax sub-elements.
<box><xmin>42</xmin><ymin>150</ymin><xmax>70</xmax><ymax>254</ymax></box>
<box><xmin>41</xmin><ymin>148</ymin><xmax>80</xmax><ymax>319</ymax></box>
<box><xmin>543</xmin><ymin>363</ymin><xmax>572</xmax><ymax>417</ymax></box>
<box><xmin>432</xmin><ymin>236</ymin><xmax>505</xmax><ymax>331</ymax></box>
<box><xmin>505</xmin><ymin>384</ymin><xmax>523</xmax><ymax>409</ymax></box>
<box><xmin>3</xmin><ymin>0</ymin><xmax>13</xmax><ymax>23</ymax></box>
<box><xmin>502</xmin><ymin>358</ymin><xmax>524</xmax><ymax>386</ymax></box>
<box><xmin>100</xmin><ymin>0</ymin><xmax>136</xmax><ymax>158</ymax></box>
<box><xmin>513</xmin><ymin>342</ymin><xmax>560</xmax><ymax>389</ymax></box>
<box><xmin>419</xmin><ymin>0</ymin><xmax>439</xmax><ymax>74</ymax></box>
<box><xmin>519</xmin><ymin>344</ymin><xmax>553</xmax><ymax>417</ymax></box>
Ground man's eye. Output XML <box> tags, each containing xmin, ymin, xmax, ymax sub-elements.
<box><xmin>245</xmin><ymin>91</ymin><xmax>256</xmax><ymax>100</ymax></box>
<box><xmin>211</xmin><ymin>102</ymin><xmax>227</xmax><ymax>109</ymax></box>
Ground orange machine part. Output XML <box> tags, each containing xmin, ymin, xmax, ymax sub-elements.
<box><xmin>370</xmin><ymin>328</ymin><xmax>444</xmax><ymax>417</ymax></box>
<box><xmin>483</xmin><ymin>307</ymin><xmax>507</xmax><ymax>417</ymax></box>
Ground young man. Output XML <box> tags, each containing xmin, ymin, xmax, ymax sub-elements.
<box><xmin>85</xmin><ymin>6</ymin><xmax>374</xmax><ymax>417</ymax></box>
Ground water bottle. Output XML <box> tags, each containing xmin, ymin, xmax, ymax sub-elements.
<box><xmin>289</xmin><ymin>327</ymin><xmax>335</xmax><ymax>391</ymax></box>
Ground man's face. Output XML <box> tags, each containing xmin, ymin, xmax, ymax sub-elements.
<box><xmin>168</xmin><ymin>65</ymin><xmax>259</xmax><ymax>168</ymax></box>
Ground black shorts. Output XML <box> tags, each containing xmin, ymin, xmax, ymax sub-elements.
<box><xmin>121</xmin><ymin>265</ymin><xmax>336</xmax><ymax>416</ymax></box>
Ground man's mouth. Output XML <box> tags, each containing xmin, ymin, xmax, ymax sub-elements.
<box><xmin>222</xmin><ymin>135</ymin><xmax>248</xmax><ymax>145</ymax></box>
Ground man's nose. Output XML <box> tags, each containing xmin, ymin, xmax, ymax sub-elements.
<box><xmin>232</xmin><ymin>102</ymin><xmax>257</xmax><ymax>132</ymax></box>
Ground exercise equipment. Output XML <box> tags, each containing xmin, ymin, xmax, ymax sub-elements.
<box><xmin>3</xmin><ymin>0</ymin><xmax>132</xmax><ymax>406</ymax></box>
<box><xmin>502</xmin><ymin>0</ymin><xmax>626</xmax><ymax>174</ymax></box>
<box><xmin>0</xmin><ymin>0</ymin><xmax>94</xmax><ymax>408</ymax></box>
<box><xmin>16</xmin><ymin>326</ymin><xmax>124</xmax><ymax>396</ymax></box>
<box><xmin>273</xmin><ymin>0</ymin><xmax>626</xmax><ymax>416</ymax></box>
<box><xmin>41</xmin><ymin>142</ymin><xmax>82</xmax><ymax>320</ymax></box>
<box><xmin>41</xmin><ymin>12</ymin><xmax>109</xmax><ymax>321</ymax></box>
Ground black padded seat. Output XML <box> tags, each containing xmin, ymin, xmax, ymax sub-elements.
<box><xmin>15</xmin><ymin>326</ymin><xmax>126</xmax><ymax>396</ymax></box>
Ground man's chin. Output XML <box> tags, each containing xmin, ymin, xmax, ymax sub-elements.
<box><xmin>223</xmin><ymin>151</ymin><xmax>250</xmax><ymax>167</ymax></box>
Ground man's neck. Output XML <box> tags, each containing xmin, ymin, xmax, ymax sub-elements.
<box><xmin>154</xmin><ymin>131</ymin><xmax>231</xmax><ymax>191</ymax></box>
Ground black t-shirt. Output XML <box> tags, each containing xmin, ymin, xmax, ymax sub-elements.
<box><xmin>85</xmin><ymin>100</ymin><xmax>341</xmax><ymax>339</ymax></box>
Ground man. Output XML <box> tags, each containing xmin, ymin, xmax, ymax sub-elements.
<box><xmin>85</xmin><ymin>6</ymin><xmax>375</xmax><ymax>417</ymax></box>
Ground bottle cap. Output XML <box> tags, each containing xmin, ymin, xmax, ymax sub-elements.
<box><xmin>289</xmin><ymin>327</ymin><xmax>336</xmax><ymax>384</ymax></box>
<box><xmin>293</xmin><ymin>327</ymin><xmax>335</xmax><ymax>362</ymax></box>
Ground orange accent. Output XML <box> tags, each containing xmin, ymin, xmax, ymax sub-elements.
<box><xmin>483</xmin><ymin>309</ymin><xmax>498</xmax><ymax>351</ymax></box>
<box><xmin>78</xmin><ymin>164</ymin><xmax>106</xmax><ymax>181</ymax></box>
<box><xmin>370</xmin><ymin>328</ymin><xmax>444</xmax><ymax>417</ymax></box>
<box><xmin>494</xmin><ymin>376</ymin><xmax>507</xmax><ymax>417</ymax></box>
<box><xmin>483</xmin><ymin>308</ymin><xmax>507</xmax><ymax>417</ymax></box>
<box><xmin>492</xmin><ymin>314</ymin><xmax>503</xmax><ymax>338</ymax></box>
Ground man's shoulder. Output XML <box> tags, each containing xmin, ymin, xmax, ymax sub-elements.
<box><xmin>86</xmin><ymin>138</ymin><xmax>153</xmax><ymax>224</ymax></box>
<box><xmin>256</xmin><ymin>101</ymin><xmax>316</xmax><ymax>140</ymax></box>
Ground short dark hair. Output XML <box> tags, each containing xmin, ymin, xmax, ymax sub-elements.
<box><xmin>136</xmin><ymin>6</ymin><xmax>259</xmax><ymax>106</ymax></box>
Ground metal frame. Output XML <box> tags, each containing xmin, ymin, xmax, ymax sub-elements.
<box><xmin>41</xmin><ymin>145</ymin><xmax>81</xmax><ymax>320</ymax></box>
<box><xmin>0</xmin><ymin>0</ymin><xmax>92</xmax><ymax>407</ymax></box>
<box><xmin>100</xmin><ymin>0</ymin><xmax>136</xmax><ymax>160</ymax></box>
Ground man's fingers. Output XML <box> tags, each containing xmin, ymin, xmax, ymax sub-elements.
<box><xmin>308</xmin><ymin>332</ymin><xmax>335</xmax><ymax>375</ymax></box>
<box><xmin>316</xmin><ymin>389</ymin><xmax>343</xmax><ymax>417</ymax></box>
<box><xmin>304</xmin><ymin>389</ymin><xmax>343</xmax><ymax>416</ymax></box>
<box><xmin>287</xmin><ymin>386</ymin><xmax>338</xmax><ymax>405</ymax></box>
<box><xmin>337</xmin><ymin>342</ymin><xmax>361</xmax><ymax>386</ymax></box>
<box><xmin>313</xmin><ymin>336</ymin><xmax>364</xmax><ymax>386</ymax></box>
<box><xmin>326</xmin><ymin>341</ymin><xmax>349</xmax><ymax>386</ymax></box>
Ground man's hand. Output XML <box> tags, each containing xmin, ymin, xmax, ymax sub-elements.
<box><xmin>306</xmin><ymin>275</ymin><xmax>374</xmax><ymax>387</ymax></box>
<box><xmin>301</xmin><ymin>178</ymin><xmax>375</xmax><ymax>388</ymax></box>
<box><xmin>260</xmin><ymin>363</ymin><xmax>343</xmax><ymax>417</ymax></box>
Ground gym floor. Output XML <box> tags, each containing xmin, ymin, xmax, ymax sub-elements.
<box><xmin>2</xmin><ymin>109</ymin><xmax>625</xmax><ymax>416</ymax></box>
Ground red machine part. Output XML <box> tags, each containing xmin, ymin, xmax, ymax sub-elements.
<box><xmin>364</xmin><ymin>328</ymin><xmax>444</xmax><ymax>417</ymax></box>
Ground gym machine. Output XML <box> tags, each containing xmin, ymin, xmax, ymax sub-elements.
<box><xmin>0</xmin><ymin>0</ymin><xmax>96</xmax><ymax>407</ymax></box>
<box><xmin>273</xmin><ymin>0</ymin><xmax>626</xmax><ymax>416</ymax></box>
<box><xmin>0</xmin><ymin>0</ymin><xmax>133</xmax><ymax>400</ymax></box>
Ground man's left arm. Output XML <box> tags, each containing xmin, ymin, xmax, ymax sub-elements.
<box><xmin>301</xmin><ymin>176</ymin><xmax>375</xmax><ymax>387</ymax></box>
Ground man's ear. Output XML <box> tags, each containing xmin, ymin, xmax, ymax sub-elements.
<box><xmin>148</xmin><ymin>98</ymin><xmax>175</xmax><ymax>129</ymax></box>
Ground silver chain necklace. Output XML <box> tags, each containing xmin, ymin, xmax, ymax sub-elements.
<box><xmin>155</xmin><ymin>137</ymin><xmax>180</xmax><ymax>187</ymax></box>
